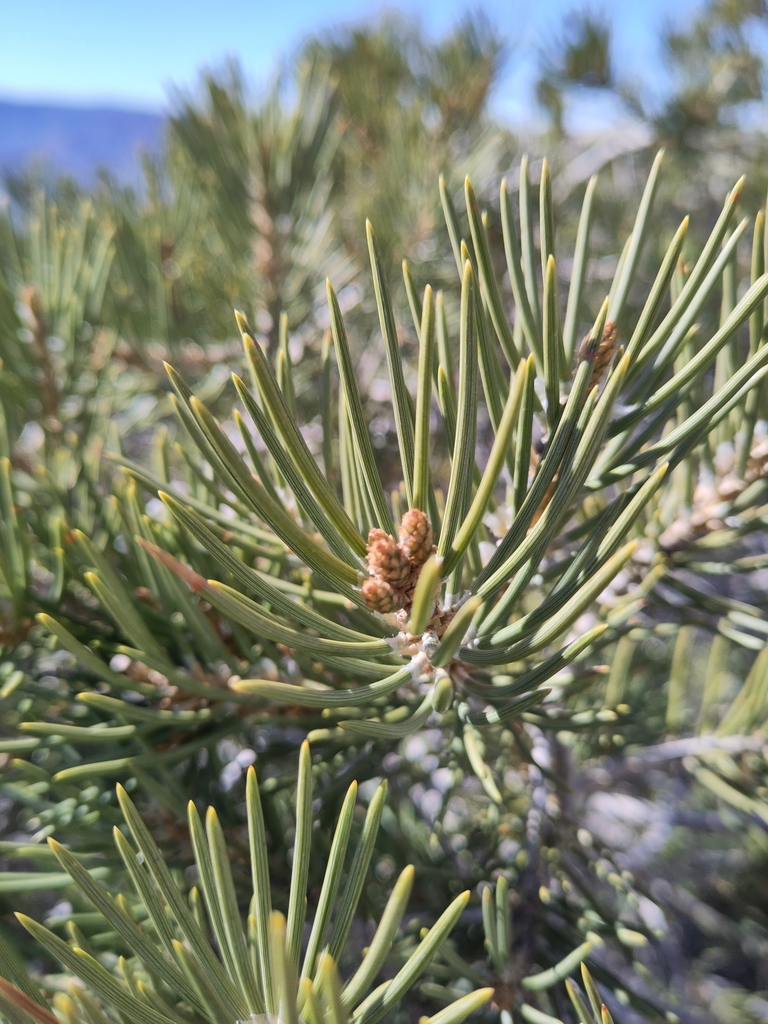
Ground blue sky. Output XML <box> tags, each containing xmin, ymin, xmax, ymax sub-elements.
<box><xmin>0</xmin><ymin>0</ymin><xmax>702</xmax><ymax>121</ymax></box>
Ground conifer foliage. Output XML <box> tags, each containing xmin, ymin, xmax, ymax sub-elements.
<box><xmin>2</xmin><ymin>9</ymin><xmax>768</xmax><ymax>1024</ymax></box>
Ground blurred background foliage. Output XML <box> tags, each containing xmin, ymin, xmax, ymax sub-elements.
<box><xmin>2</xmin><ymin>2</ymin><xmax>768</xmax><ymax>1023</ymax></box>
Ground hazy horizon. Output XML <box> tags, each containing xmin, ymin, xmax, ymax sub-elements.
<box><xmin>1</xmin><ymin>0</ymin><xmax>703</xmax><ymax>124</ymax></box>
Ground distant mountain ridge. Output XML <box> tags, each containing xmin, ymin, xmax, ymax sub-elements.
<box><xmin>0</xmin><ymin>100</ymin><xmax>165</xmax><ymax>187</ymax></box>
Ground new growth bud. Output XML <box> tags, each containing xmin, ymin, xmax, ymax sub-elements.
<box><xmin>398</xmin><ymin>508</ymin><xmax>434</xmax><ymax>565</ymax></box>
<box><xmin>366</xmin><ymin>528</ymin><xmax>411</xmax><ymax>588</ymax></box>
<box><xmin>362</xmin><ymin>510</ymin><xmax>436</xmax><ymax>614</ymax></box>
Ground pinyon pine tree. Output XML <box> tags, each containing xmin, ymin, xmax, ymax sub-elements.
<box><xmin>2</xmin><ymin>12</ymin><xmax>768</xmax><ymax>1024</ymax></box>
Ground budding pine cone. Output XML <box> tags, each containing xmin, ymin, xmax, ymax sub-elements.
<box><xmin>361</xmin><ymin>578</ymin><xmax>400</xmax><ymax>613</ymax></box>
<box><xmin>398</xmin><ymin>508</ymin><xmax>434</xmax><ymax>565</ymax></box>
<box><xmin>365</xmin><ymin>528</ymin><xmax>411</xmax><ymax>588</ymax></box>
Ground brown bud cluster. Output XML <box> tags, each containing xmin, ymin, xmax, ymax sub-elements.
<box><xmin>362</xmin><ymin>509</ymin><xmax>435</xmax><ymax>614</ymax></box>
<box><xmin>577</xmin><ymin>320</ymin><xmax>618</xmax><ymax>393</ymax></box>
